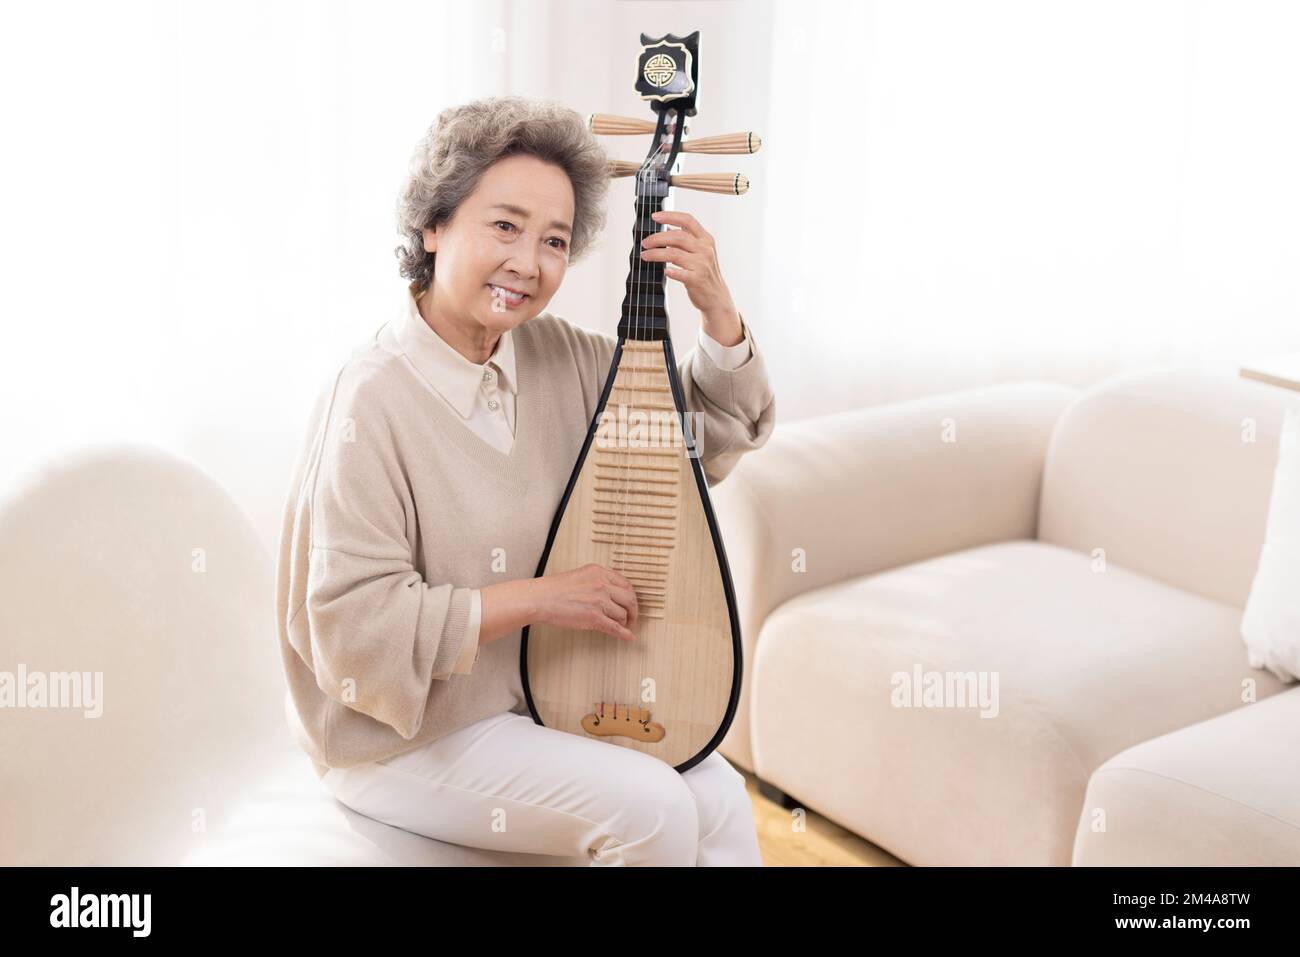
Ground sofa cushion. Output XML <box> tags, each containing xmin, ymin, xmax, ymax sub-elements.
<box><xmin>1038</xmin><ymin>369</ymin><xmax>1300</xmax><ymax>608</ymax></box>
<box><xmin>1073</xmin><ymin>688</ymin><xmax>1300</xmax><ymax>866</ymax></box>
<box><xmin>1240</xmin><ymin>408</ymin><xmax>1300</xmax><ymax>683</ymax></box>
<box><xmin>749</xmin><ymin>540</ymin><xmax>1292</xmax><ymax>866</ymax></box>
<box><xmin>0</xmin><ymin>444</ymin><xmax>287</xmax><ymax>864</ymax></box>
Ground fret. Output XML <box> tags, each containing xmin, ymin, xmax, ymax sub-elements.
<box><xmin>610</xmin><ymin>557</ymin><xmax>671</xmax><ymax>569</ymax></box>
<box><xmin>592</xmin><ymin>535</ymin><xmax>680</xmax><ymax>546</ymax></box>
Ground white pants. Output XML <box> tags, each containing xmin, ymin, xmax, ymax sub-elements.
<box><xmin>321</xmin><ymin>710</ymin><xmax>763</xmax><ymax>866</ymax></box>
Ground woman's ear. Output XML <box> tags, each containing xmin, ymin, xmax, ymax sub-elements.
<box><xmin>422</xmin><ymin>226</ymin><xmax>437</xmax><ymax>254</ymax></box>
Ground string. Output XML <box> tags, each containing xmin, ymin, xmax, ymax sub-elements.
<box><xmin>611</xmin><ymin>136</ymin><xmax>652</xmax><ymax>711</ymax></box>
<box><xmin>607</xmin><ymin>114</ymin><xmax>671</xmax><ymax>720</ymax></box>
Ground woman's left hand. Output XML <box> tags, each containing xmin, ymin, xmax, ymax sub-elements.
<box><xmin>640</xmin><ymin>210</ymin><xmax>742</xmax><ymax>345</ymax></box>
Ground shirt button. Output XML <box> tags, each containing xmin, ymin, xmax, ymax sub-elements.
<box><xmin>487</xmin><ymin>399</ymin><xmax>499</xmax><ymax>411</ymax></box>
<box><xmin>482</xmin><ymin>369</ymin><xmax>493</xmax><ymax>382</ymax></box>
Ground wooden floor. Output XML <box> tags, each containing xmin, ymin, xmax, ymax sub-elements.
<box><xmin>742</xmin><ymin>769</ymin><xmax>907</xmax><ymax>867</ymax></box>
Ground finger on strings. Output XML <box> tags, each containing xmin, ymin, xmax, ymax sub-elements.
<box><xmin>652</xmin><ymin>209</ymin><xmax>705</xmax><ymax>239</ymax></box>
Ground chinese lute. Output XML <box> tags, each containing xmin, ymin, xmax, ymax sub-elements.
<box><xmin>520</xmin><ymin>30</ymin><xmax>762</xmax><ymax>772</ymax></box>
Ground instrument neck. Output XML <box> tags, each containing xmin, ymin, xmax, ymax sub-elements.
<box><xmin>617</xmin><ymin>195</ymin><xmax>670</xmax><ymax>341</ymax></box>
<box><xmin>618</xmin><ymin>107</ymin><xmax>684</xmax><ymax>342</ymax></box>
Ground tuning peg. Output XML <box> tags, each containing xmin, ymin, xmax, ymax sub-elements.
<box><xmin>607</xmin><ymin>161</ymin><xmax>749</xmax><ymax>196</ymax></box>
<box><xmin>588</xmin><ymin>113</ymin><xmax>689</xmax><ymax>136</ymax></box>
<box><xmin>607</xmin><ymin>159</ymin><xmax>645</xmax><ymax>177</ymax></box>
<box><xmin>669</xmin><ymin>172</ymin><xmax>750</xmax><ymax>195</ymax></box>
<box><xmin>681</xmin><ymin>131</ymin><xmax>762</xmax><ymax>155</ymax></box>
<box><xmin>590</xmin><ymin>113</ymin><xmax>654</xmax><ymax>135</ymax></box>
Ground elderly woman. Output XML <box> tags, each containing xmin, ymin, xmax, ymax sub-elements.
<box><xmin>276</xmin><ymin>95</ymin><xmax>776</xmax><ymax>866</ymax></box>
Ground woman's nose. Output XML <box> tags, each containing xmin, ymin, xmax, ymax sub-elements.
<box><xmin>506</xmin><ymin>249</ymin><xmax>539</xmax><ymax>278</ymax></box>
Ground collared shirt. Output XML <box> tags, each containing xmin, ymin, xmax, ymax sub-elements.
<box><xmin>393</xmin><ymin>279</ymin><xmax>756</xmax><ymax>674</ymax></box>
<box><xmin>396</xmin><ymin>280</ymin><xmax>520</xmax><ymax>458</ymax></box>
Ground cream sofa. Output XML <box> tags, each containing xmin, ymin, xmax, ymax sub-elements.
<box><xmin>4</xmin><ymin>366</ymin><xmax>1296</xmax><ymax>866</ymax></box>
<box><xmin>0</xmin><ymin>444</ymin><xmax>584</xmax><ymax>866</ymax></box>
<box><xmin>711</xmin><ymin>367</ymin><xmax>1300</xmax><ymax>866</ymax></box>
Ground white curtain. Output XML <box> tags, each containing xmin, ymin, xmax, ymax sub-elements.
<box><xmin>3</xmin><ymin>0</ymin><xmax>1299</xmax><ymax>551</ymax></box>
<box><xmin>757</xmin><ymin>0</ymin><xmax>1300</xmax><ymax>419</ymax></box>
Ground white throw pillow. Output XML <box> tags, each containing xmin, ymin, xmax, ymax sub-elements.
<box><xmin>1241</xmin><ymin>406</ymin><xmax>1300</xmax><ymax>683</ymax></box>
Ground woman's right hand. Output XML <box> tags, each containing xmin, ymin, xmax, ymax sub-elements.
<box><xmin>533</xmin><ymin>563</ymin><xmax>639</xmax><ymax>642</ymax></box>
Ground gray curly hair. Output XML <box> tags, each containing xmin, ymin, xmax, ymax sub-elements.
<box><xmin>394</xmin><ymin>95</ymin><xmax>611</xmax><ymax>292</ymax></box>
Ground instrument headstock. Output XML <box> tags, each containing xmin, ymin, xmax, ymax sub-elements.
<box><xmin>634</xmin><ymin>32</ymin><xmax>699</xmax><ymax>115</ymax></box>
<box><xmin>589</xmin><ymin>30</ymin><xmax>761</xmax><ymax>340</ymax></box>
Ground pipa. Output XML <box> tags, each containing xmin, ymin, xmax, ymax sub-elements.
<box><xmin>520</xmin><ymin>30</ymin><xmax>763</xmax><ymax>772</ymax></box>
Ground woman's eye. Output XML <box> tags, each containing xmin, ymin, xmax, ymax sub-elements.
<box><xmin>495</xmin><ymin>221</ymin><xmax>563</xmax><ymax>250</ymax></box>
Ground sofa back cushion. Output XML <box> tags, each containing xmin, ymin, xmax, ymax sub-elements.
<box><xmin>1038</xmin><ymin>368</ymin><xmax>1300</xmax><ymax>608</ymax></box>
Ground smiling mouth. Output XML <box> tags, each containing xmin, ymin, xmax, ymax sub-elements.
<box><xmin>487</xmin><ymin>284</ymin><xmax>530</xmax><ymax>301</ymax></box>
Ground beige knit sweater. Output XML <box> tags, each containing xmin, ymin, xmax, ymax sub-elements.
<box><xmin>275</xmin><ymin>301</ymin><xmax>776</xmax><ymax>779</ymax></box>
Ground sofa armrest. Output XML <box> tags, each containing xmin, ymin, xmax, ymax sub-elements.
<box><xmin>712</xmin><ymin>381</ymin><xmax>1079</xmax><ymax>638</ymax></box>
<box><xmin>712</xmin><ymin>380</ymin><xmax>1078</xmax><ymax>771</ymax></box>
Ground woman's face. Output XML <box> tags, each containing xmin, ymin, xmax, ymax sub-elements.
<box><xmin>421</xmin><ymin>153</ymin><xmax>575</xmax><ymax>344</ymax></box>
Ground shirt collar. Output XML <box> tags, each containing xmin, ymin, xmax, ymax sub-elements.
<box><xmin>394</xmin><ymin>280</ymin><xmax>517</xmax><ymax>419</ymax></box>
